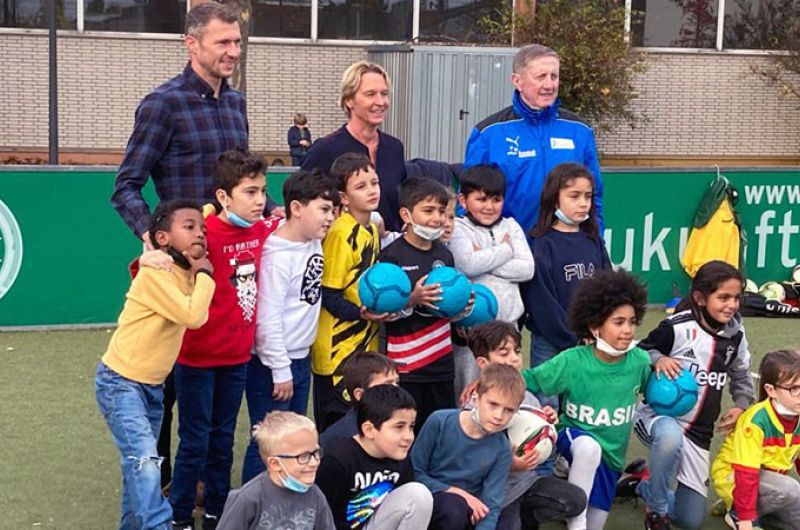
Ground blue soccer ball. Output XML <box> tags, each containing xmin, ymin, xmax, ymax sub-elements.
<box><xmin>458</xmin><ymin>284</ymin><xmax>498</xmax><ymax>327</ymax></box>
<box><xmin>645</xmin><ymin>368</ymin><xmax>699</xmax><ymax>417</ymax></box>
<box><xmin>358</xmin><ymin>262</ymin><xmax>412</xmax><ymax>314</ymax></box>
<box><xmin>424</xmin><ymin>266</ymin><xmax>472</xmax><ymax>318</ymax></box>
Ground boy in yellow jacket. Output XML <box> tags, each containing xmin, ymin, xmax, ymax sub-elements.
<box><xmin>95</xmin><ymin>199</ymin><xmax>216</xmax><ymax>530</ymax></box>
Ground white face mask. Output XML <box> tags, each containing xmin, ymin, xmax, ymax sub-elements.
<box><xmin>592</xmin><ymin>331</ymin><xmax>638</xmax><ymax>357</ymax></box>
<box><xmin>411</xmin><ymin>222</ymin><xmax>444</xmax><ymax>242</ymax></box>
<box><xmin>772</xmin><ymin>398</ymin><xmax>799</xmax><ymax>417</ymax></box>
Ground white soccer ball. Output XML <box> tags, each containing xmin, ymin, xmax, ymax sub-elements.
<box><xmin>759</xmin><ymin>281</ymin><xmax>786</xmax><ymax>302</ymax></box>
<box><xmin>793</xmin><ymin>265</ymin><xmax>800</xmax><ymax>283</ymax></box>
<box><xmin>744</xmin><ymin>279</ymin><xmax>759</xmax><ymax>294</ymax></box>
<box><xmin>506</xmin><ymin>406</ymin><xmax>557</xmax><ymax>460</ymax></box>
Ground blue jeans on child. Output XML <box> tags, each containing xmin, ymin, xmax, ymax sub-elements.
<box><xmin>241</xmin><ymin>355</ymin><xmax>311</xmax><ymax>483</ymax></box>
<box><xmin>95</xmin><ymin>362</ymin><xmax>172</xmax><ymax>530</ymax></box>
<box><xmin>169</xmin><ymin>362</ymin><xmax>247</xmax><ymax>521</ymax></box>
<box><xmin>636</xmin><ymin>416</ymin><xmax>707</xmax><ymax>530</ymax></box>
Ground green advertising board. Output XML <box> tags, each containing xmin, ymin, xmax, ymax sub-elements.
<box><xmin>1</xmin><ymin>166</ymin><xmax>798</xmax><ymax>327</ymax></box>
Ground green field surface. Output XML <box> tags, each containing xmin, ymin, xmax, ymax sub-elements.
<box><xmin>1</xmin><ymin>311</ymin><xmax>798</xmax><ymax>529</ymax></box>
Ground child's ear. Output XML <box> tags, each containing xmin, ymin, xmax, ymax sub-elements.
<box><xmin>215</xmin><ymin>189</ymin><xmax>231</xmax><ymax>208</ymax></box>
<box><xmin>289</xmin><ymin>199</ymin><xmax>304</xmax><ymax>219</ymax></box>
<box><xmin>352</xmin><ymin>387</ymin><xmax>365</xmax><ymax>402</ymax></box>
<box><xmin>457</xmin><ymin>193</ymin><xmax>467</xmax><ymax>210</ymax></box>
<box><xmin>361</xmin><ymin>420</ymin><xmax>377</xmax><ymax>439</ymax></box>
<box><xmin>265</xmin><ymin>455</ymin><xmax>282</xmax><ymax>473</ymax></box>
<box><xmin>475</xmin><ymin>357</ymin><xmax>488</xmax><ymax>370</ymax></box>
<box><xmin>154</xmin><ymin>229</ymin><xmax>170</xmax><ymax>248</ymax></box>
<box><xmin>339</xmin><ymin>191</ymin><xmax>349</xmax><ymax>208</ymax></box>
<box><xmin>763</xmin><ymin>384</ymin><xmax>778</xmax><ymax>399</ymax></box>
<box><xmin>691</xmin><ymin>291</ymin><xmax>705</xmax><ymax>307</ymax></box>
<box><xmin>399</xmin><ymin>207</ymin><xmax>413</xmax><ymax>225</ymax></box>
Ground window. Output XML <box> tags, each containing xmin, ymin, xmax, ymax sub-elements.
<box><xmin>631</xmin><ymin>0</ymin><xmax>717</xmax><ymax>48</ymax></box>
<box><xmin>1</xmin><ymin>0</ymin><xmax>77</xmax><ymax>29</ymax></box>
<box><xmin>251</xmin><ymin>0</ymin><xmax>310</xmax><ymax>38</ymax></box>
<box><xmin>84</xmin><ymin>0</ymin><xmax>186</xmax><ymax>33</ymax></box>
<box><xmin>419</xmin><ymin>0</ymin><xmax>508</xmax><ymax>42</ymax></box>
<box><xmin>318</xmin><ymin>0</ymin><xmax>412</xmax><ymax>40</ymax></box>
<box><xmin>723</xmin><ymin>0</ymin><xmax>799</xmax><ymax>49</ymax></box>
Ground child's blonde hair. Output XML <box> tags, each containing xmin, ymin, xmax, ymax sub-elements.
<box><xmin>476</xmin><ymin>363</ymin><xmax>525</xmax><ymax>406</ymax></box>
<box><xmin>252</xmin><ymin>411</ymin><xmax>316</xmax><ymax>460</ymax></box>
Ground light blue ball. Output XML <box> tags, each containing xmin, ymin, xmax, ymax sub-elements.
<box><xmin>458</xmin><ymin>284</ymin><xmax>498</xmax><ymax>327</ymax></box>
<box><xmin>358</xmin><ymin>262</ymin><xmax>412</xmax><ymax>314</ymax></box>
<box><xmin>424</xmin><ymin>266</ymin><xmax>471</xmax><ymax>318</ymax></box>
<box><xmin>645</xmin><ymin>368</ymin><xmax>699</xmax><ymax>417</ymax></box>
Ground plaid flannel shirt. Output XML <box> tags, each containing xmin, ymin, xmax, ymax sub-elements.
<box><xmin>112</xmin><ymin>63</ymin><xmax>249</xmax><ymax>238</ymax></box>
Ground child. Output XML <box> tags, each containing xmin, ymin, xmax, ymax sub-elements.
<box><xmin>217</xmin><ymin>411</ymin><xmax>334</xmax><ymax>530</ymax></box>
<box><xmin>411</xmin><ymin>363</ymin><xmax>524</xmax><ymax>530</ymax></box>
<box><xmin>450</xmin><ymin>165</ymin><xmax>534</xmax><ymax>323</ymax></box>
<box><xmin>316</xmin><ymin>384</ymin><xmax>434</xmax><ymax>530</ymax></box>
<box><xmin>95</xmin><ymin>199</ymin><xmax>215</xmax><ymax>530</ymax></box>
<box><xmin>170</xmin><ymin>150</ymin><xmax>270</xmax><ymax>530</ymax></box>
<box><xmin>523</xmin><ymin>163</ymin><xmax>610</xmax><ymax>402</ymax></box>
<box><xmin>287</xmin><ymin>112</ymin><xmax>312</xmax><ymax>167</ymax></box>
<box><xmin>522</xmin><ymin>270</ymin><xmax>652</xmax><ymax>530</ymax></box>
<box><xmin>312</xmin><ymin>152</ymin><xmax>384</xmax><ymax>431</ymax></box>
<box><xmin>241</xmin><ymin>168</ymin><xmax>340</xmax><ymax>483</ymax></box>
<box><xmin>711</xmin><ymin>349</ymin><xmax>800</xmax><ymax>530</ymax></box>
<box><xmin>319</xmin><ymin>350</ymin><xmax>400</xmax><ymax>453</ymax></box>
<box><xmin>441</xmin><ymin>188</ymin><xmax>457</xmax><ymax>244</ymax></box>
<box><xmin>379</xmin><ymin>177</ymin><xmax>463</xmax><ymax>429</ymax></box>
<box><xmin>628</xmin><ymin>260</ymin><xmax>755</xmax><ymax>530</ymax></box>
<box><xmin>449</xmin><ymin>165</ymin><xmax>534</xmax><ymax>399</ymax></box>
<box><xmin>466</xmin><ymin>321</ymin><xmax>587</xmax><ymax>530</ymax></box>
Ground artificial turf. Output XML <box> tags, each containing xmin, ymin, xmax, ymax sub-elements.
<box><xmin>0</xmin><ymin>311</ymin><xmax>797</xmax><ymax>529</ymax></box>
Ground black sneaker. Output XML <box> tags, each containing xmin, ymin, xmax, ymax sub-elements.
<box><xmin>173</xmin><ymin>520</ymin><xmax>194</xmax><ymax>530</ymax></box>
<box><xmin>644</xmin><ymin>512</ymin><xmax>671</xmax><ymax>530</ymax></box>
<box><xmin>202</xmin><ymin>514</ymin><xmax>219</xmax><ymax>530</ymax></box>
<box><xmin>616</xmin><ymin>458</ymin><xmax>649</xmax><ymax>499</ymax></box>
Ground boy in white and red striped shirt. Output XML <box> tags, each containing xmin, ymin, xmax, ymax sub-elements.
<box><xmin>379</xmin><ymin>177</ymin><xmax>462</xmax><ymax>432</ymax></box>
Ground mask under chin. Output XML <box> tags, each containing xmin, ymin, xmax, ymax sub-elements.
<box><xmin>166</xmin><ymin>246</ymin><xmax>192</xmax><ymax>269</ymax></box>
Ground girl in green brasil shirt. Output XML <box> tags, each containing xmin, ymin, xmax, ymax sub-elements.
<box><xmin>522</xmin><ymin>270</ymin><xmax>652</xmax><ymax>530</ymax></box>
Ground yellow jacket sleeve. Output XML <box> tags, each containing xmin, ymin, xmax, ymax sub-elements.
<box><xmin>128</xmin><ymin>268</ymin><xmax>215</xmax><ymax>329</ymax></box>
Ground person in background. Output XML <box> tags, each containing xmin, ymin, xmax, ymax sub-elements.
<box><xmin>287</xmin><ymin>113</ymin><xmax>312</xmax><ymax>167</ymax></box>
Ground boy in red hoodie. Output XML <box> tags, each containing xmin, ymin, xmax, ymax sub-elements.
<box><xmin>170</xmin><ymin>150</ymin><xmax>277</xmax><ymax>530</ymax></box>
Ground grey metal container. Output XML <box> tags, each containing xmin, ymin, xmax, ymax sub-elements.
<box><xmin>367</xmin><ymin>45</ymin><xmax>518</xmax><ymax>163</ymax></box>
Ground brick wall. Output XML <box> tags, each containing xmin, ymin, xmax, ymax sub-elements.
<box><xmin>596</xmin><ymin>52</ymin><xmax>800</xmax><ymax>160</ymax></box>
<box><xmin>0</xmin><ymin>33</ymin><xmax>365</xmax><ymax>156</ymax></box>
<box><xmin>2</xmin><ymin>33</ymin><xmax>799</xmax><ymax>162</ymax></box>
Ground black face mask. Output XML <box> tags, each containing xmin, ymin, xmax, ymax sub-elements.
<box><xmin>466</xmin><ymin>211</ymin><xmax>501</xmax><ymax>229</ymax></box>
<box><xmin>166</xmin><ymin>246</ymin><xmax>192</xmax><ymax>270</ymax></box>
<box><xmin>700</xmin><ymin>305</ymin><xmax>724</xmax><ymax>331</ymax></box>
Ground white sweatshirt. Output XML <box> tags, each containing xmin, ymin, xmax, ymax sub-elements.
<box><xmin>449</xmin><ymin>216</ymin><xmax>535</xmax><ymax>322</ymax></box>
<box><xmin>254</xmin><ymin>233</ymin><xmax>324</xmax><ymax>384</ymax></box>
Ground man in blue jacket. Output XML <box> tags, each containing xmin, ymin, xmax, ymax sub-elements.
<box><xmin>464</xmin><ymin>44</ymin><xmax>604</xmax><ymax>235</ymax></box>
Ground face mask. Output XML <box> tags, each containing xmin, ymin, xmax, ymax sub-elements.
<box><xmin>411</xmin><ymin>222</ymin><xmax>444</xmax><ymax>242</ymax></box>
<box><xmin>225</xmin><ymin>206</ymin><xmax>257</xmax><ymax>229</ymax></box>
<box><xmin>166</xmin><ymin>246</ymin><xmax>192</xmax><ymax>270</ymax></box>
<box><xmin>277</xmin><ymin>461</ymin><xmax>310</xmax><ymax>493</ymax></box>
<box><xmin>554</xmin><ymin>208</ymin><xmax>589</xmax><ymax>226</ymax></box>
<box><xmin>699</xmin><ymin>305</ymin><xmax>725</xmax><ymax>331</ymax></box>
<box><xmin>592</xmin><ymin>331</ymin><xmax>638</xmax><ymax>357</ymax></box>
<box><xmin>772</xmin><ymin>398</ymin><xmax>799</xmax><ymax>417</ymax></box>
<box><xmin>470</xmin><ymin>405</ymin><xmax>493</xmax><ymax>435</ymax></box>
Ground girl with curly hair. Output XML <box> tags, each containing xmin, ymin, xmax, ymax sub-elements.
<box><xmin>522</xmin><ymin>269</ymin><xmax>652</xmax><ymax>530</ymax></box>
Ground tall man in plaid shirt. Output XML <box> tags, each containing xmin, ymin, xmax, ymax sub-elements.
<box><xmin>111</xmin><ymin>2</ymin><xmax>262</xmax><ymax>499</ymax></box>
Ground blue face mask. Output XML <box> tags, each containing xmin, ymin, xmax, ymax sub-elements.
<box><xmin>278</xmin><ymin>461</ymin><xmax>311</xmax><ymax>493</ymax></box>
<box><xmin>225</xmin><ymin>207</ymin><xmax>256</xmax><ymax>229</ymax></box>
<box><xmin>554</xmin><ymin>208</ymin><xmax>588</xmax><ymax>226</ymax></box>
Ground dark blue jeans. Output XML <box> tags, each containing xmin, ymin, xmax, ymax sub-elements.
<box><xmin>241</xmin><ymin>355</ymin><xmax>311</xmax><ymax>483</ymax></box>
<box><xmin>169</xmin><ymin>362</ymin><xmax>247</xmax><ymax>521</ymax></box>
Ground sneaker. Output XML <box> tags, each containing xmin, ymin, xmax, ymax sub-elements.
<box><xmin>172</xmin><ymin>520</ymin><xmax>194</xmax><ymax>530</ymax></box>
<box><xmin>644</xmin><ymin>512</ymin><xmax>670</xmax><ymax>530</ymax></box>
<box><xmin>616</xmin><ymin>458</ymin><xmax>649</xmax><ymax>499</ymax></box>
<box><xmin>553</xmin><ymin>455</ymin><xmax>570</xmax><ymax>479</ymax></box>
<box><xmin>724</xmin><ymin>509</ymin><xmax>763</xmax><ymax>530</ymax></box>
<box><xmin>202</xmin><ymin>514</ymin><xmax>218</xmax><ymax>530</ymax></box>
